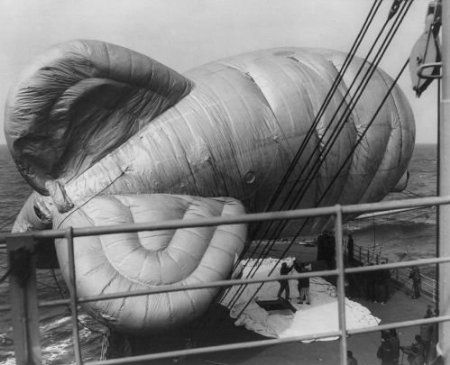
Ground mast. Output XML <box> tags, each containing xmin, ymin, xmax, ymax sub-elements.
<box><xmin>439</xmin><ymin>0</ymin><xmax>450</xmax><ymax>361</ymax></box>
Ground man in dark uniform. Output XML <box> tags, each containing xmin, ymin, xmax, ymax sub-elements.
<box><xmin>347</xmin><ymin>350</ymin><xmax>358</xmax><ymax>365</ymax></box>
<box><xmin>316</xmin><ymin>230</ymin><xmax>336</xmax><ymax>270</ymax></box>
<box><xmin>347</xmin><ymin>234</ymin><xmax>355</xmax><ymax>265</ymax></box>
<box><xmin>401</xmin><ymin>335</ymin><xmax>425</xmax><ymax>365</ymax></box>
<box><xmin>409</xmin><ymin>266</ymin><xmax>422</xmax><ymax>299</ymax></box>
<box><xmin>388</xmin><ymin>329</ymin><xmax>400</xmax><ymax>365</ymax></box>
<box><xmin>295</xmin><ymin>262</ymin><xmax>311</xmax><ymax>305</ymax></box>
<box><xmin>420</xmin><ymin>306</ymin><xmax>434</xmax><ymax>360</ymax></box>
<box><xmin>277</xmin><ymin>262</ymin><xmax>293</xmax><ymax>300</ymax></box>
<box><xmin>377</xmin><ymin>337</ymin><xmax>396</xmax><ymax>365</ymax></box>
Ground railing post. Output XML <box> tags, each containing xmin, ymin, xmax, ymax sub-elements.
<box><xmin>440</xmin><ymin>0</ymin><xmax>450</xmax><ymax>361</ymax></box>
<box><xmin>335</xmin><ymin>205</ymin><xmax>347</xmax><ymax>365</ymax></box>
<box><xmin>6</xmin><ymin>235</ymin><xmax>41</xmax><ymax>364</ymax></box>
<box><xmin>67</xmin><ymin>227</ymin><xmax>83</xmax><ymax>364</ymax></box>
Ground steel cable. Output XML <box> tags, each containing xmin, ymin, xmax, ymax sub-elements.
<box><xmin>236</xmin><ymin>0</ymin><xmax>383</xmax><ymax>264</ymax></box>
<box><xmin>223</xmin><ymin>0</ymin><xmax>410</xmax><ymax>310</ymax></box>
<box><xmin>229</xmin><ymin>0</ymin><xmax>413</xmax><ymax>315</ymax></box>
<box><xmin>233</xmin><ymin>58</ymin><xmax>410</xmax><ymax>321</ymax></box>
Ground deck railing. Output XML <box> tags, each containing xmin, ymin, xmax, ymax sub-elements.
<box><xmin>392</xmin><ymin>266</ymin><xmax>438</xmax><ymax>302</ymax></box>
<box><xmin>346</xmin><ymin>241</ymin><xmax>438</xmax><ymax>302</ymax></box>
<box><xmin>1</xmin><ymin>195</ymin><xmax>450</xmax><ymax>365</ymax></box>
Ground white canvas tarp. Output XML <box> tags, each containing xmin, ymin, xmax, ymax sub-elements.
<box><xmin>223</xmin><ymin>258</ymin><xmax>380</xmax><ymax>341</ymax></box>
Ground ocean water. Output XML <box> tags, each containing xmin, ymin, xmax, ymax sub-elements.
<box><xmin>0</xmin><ymin>144</ymin><xmax>438</xmax><ymax>363</ymax></box>
<box><xmin>0</xmin><ymin>146</ymin><xmax>32</xmax><ymax>231</ymax></box>
<box><xmin>0</xmin><ymin>146</ymin><xmax>107</xmax><ymax>364</ymax></box>
<box><xmin>345</xmin><ymin>144</ymin><xmax>437</xmax><ymax>269</ymax></box>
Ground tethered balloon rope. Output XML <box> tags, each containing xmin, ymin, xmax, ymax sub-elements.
<box><xmin>236</xmin><ymin>0</ymin><xmax>399</xmax><ymax>265</ymax></box>
<box><xmin>201</xmin><ymin>0</ymin><xmax>386</xmax><ymax>330</ymax></box>
<box><xmin>220</xmin><ymin>0</ymin><xmax>385</xmax><ymax>309</ymax></box>
<box><xmin>249</xmin><ymin>0</ymin><xmax>410</xmax><ymax>276</ymax></box>
<box><xmin>217</xmin><ymin>10</ymin><xmax>388</xmax><ymax>317</ymax></box>
<box><xmin>226</xmin><ymin>4</ymin><xmax>414</xmax><ymax>320</ymax></box>
<box><xmin>276</xmin><ymin>0</ymin><xmax>412</xmax><ymax>224</ymax></box>
<box><xmin>237</xmin><ymin>10</ymin><xmax>393</xmax><ymax>278</ymax></box>
<box><xmin>232</xmin><ymin>57</ymin><xmax>411</xmax><ymax>323</ymax></box>
<box><xmin>223</xmin><ymin>0</ymin><xmax>412</xmax><ymax>311</ymax></box>
<box><xmin>228</xmin><ymin>0</ymin><xmax>413</xmax><ymax>315</ymax></box>
<box><xmin>252</xmin><ymin>0</ymin><xmax>408</xmax><ymax>251</ymax></box>
<box><xmin>230</xmin><ymin>0</ymin><xmax>413</xmax><ymax>315</ymax></box>
<box><xmin>235</xmin><ymin>0</ymin><xmax>384</xmax><ymax>264</ymax></box>
<box><xmin>229</xmin><ymin>0</ymin><xmax>403</xmax><ymax>284</ymax></box>
<box><xmin>222</xmin><ymin>1</ymin><xmax>401</xmax><ymax>309</ymax></box>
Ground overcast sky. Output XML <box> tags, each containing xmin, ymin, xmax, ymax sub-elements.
<box><xmin>0</xmin><ymin>0</ymin><xmax>436</xmax><ymax>145</ymax></box>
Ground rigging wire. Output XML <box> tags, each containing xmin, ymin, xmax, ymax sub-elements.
<box><xmin>283</xmin><ymin>0</ymin><xmax>413</xmax><ymax>211</ymax></box>
<box><xmin>231</xmin><ymin>0</ymin><xmax>399</xmax><ymax>282</ymax></box>
<box><xmin>228</xmin><ymin>0</ymin><xmax>413</xmax><ymax>314</ymax></box>
<box><xmin>274</xmin><ymin>0</ymin><xmax>411</xmax><ymax>221</ymax></box>
<box><xmin>237</xmin><ymin>0</ymin><xmax>384</xmax><ymax>263</ymax></box>
<box><xmin>255</xmin><ymin>0</ymin><xmax>383</xmax><ymax>220</ymax></box>
<box><xmin>223</xmin><ymin>0</ymin><xmax>411</xmax><ymax>309</ymax></box>
<box><xmin>266</xmin><ymin>0</ymin><xmax>410</xmax><ymax>265</ymax></box>
<box><xmin>221</xmin><ymin>0</ymin><xmax>386</xmax><ymax>307</ymax></box>
<box><xmin>233</xmin><ymin>58</ymin><xmax>410</xmax><ymax>321</ymax></box>
<box><xmin>245</xmin><ymin>0</ymin><xmax>396</xmax><ymax>250</ymax></box>
<box><xmin>230</xmin><ymin>1</ymin><xmax>413</xmax><ymax>315</ymax></box>
<box><xmin>0</xmin><ymin>267</ymin><xmax>11</xmax><ymax>284</ymax></box>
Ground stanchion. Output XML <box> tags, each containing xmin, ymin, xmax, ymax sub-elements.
<box><xmin>7</xmin><ymin>235</ymin><xmax>41</xmax><ymax>364</ymax></box>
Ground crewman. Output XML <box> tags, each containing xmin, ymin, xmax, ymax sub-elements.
<box><xmin>377</xmin><ymin>337</ymin><xmax>396</xmax><ymax>365</ymax></box>
<box><xmin>347</xmin><ymin>350</ymin><xmax>358</xmax><ymax>365</ymax></box>
<box><xmin>347</xmin><ymin>234</ymin><xmax>355</xmax><ymax>265</ymax></box>
<box><xmin>295</xmin><ymin>262</ymin><xmax>311</xmax><ymax>305</ymax></box>
<box><xmin>420</xmin><ymin>305</ymin><xmax>434</xmax><ymax>360</ymax></box>
<box><xmin>409</xmin><ymin>267</ymin><xmax>422</xmax><ymax>299</ymax></box>
<box><xmin>401</xmin><ymin>335</ymin><xmax>425</xmax><ymax>365</ymax></box>
<box><xmin>277</xmin><ymin>262</ymin><xmax>293</xmax><ymax>300</ymax></box>
<box><xmin>388</xmin><ymin>329</ymin><xmax>400</xmax><ymax>365</ymax></box>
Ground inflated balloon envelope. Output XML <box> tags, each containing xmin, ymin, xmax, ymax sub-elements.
<box><xmin>5</xmin><ymin>40</ymin><xmax>415</xmax><ymax>333</ymax></box>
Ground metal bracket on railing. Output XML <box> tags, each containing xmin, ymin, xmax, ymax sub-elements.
<box><xmin>417</xmin><ymin>62</ymin><xmax>443</xmax><ymax>80</ymax></box>
<box><xmin>6</xmin><ymin>235</ymin><xmax>41</xmax><ymax>365</ymax></box>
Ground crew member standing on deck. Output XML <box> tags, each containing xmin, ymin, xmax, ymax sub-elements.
<box><xmin>401</xmin><ymin>335</ymin><xmax>425</xmax><ymax>365</ymax></box>
<box><xmin>377</xmin><ymin>336</ymin><xmax>396</xmax><ymax>365</ymax></box>
<box><xmin>347</xmin><ymin>350</ymin><xmax>358</xmax><ymax>365</ymax></box>
<box><xmin>347</xmin><ymin>234</ymin><xmax>355</xmax><ymax>265</ymax></box>
<box><xmin>295</xmin><ymin>262</ymin><xmax>311</xmax><ymax>305</ymax></box>
<box><xmin>317</xmin><ymin>230</ymin><xmax>336</xmax><ymax>269</ymax></box>
<box><xmin>277</xmin><ymin>262</ymin><xmax>293</xmax><ymax>301</ymax></box>
<box><xmin>420</xmin><ymin>305</ymin><xmax>434</xmax><ymax>360</ymax></box>
<box><xmin>388</xmin><ymin>329</ymin><xmax>400</xmax><ymax>365</ymax></box>
<box><xmin>409</xmin><ymin>266</ymin><xmax>422</xmax><ymax>299</ymax></box>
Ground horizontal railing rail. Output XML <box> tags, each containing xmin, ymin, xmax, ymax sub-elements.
<box><xmin>0</xmin><ymin>255</ymin><xmax>447</xmax><ymax>313</ymax></box>
<box><xmin>1</xmin><ymin>195</ymin><xmax>449</xmax><ymax>244</ymax></box>
<box><xmin>84</xmin><ymin>315</ymin><xmax>450</xmax><ymax>365</ymax></box>
<box><xmin>1</xmin><ymin>194</ymin><xmax>449</xmax><ymax>365</ymax></box>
